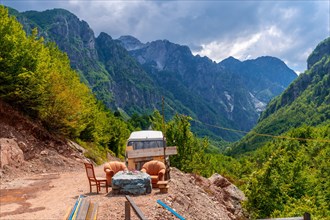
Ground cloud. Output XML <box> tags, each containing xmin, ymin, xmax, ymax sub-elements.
<box><xmin>193</xmin><ymin>25</ymin><xmax>295</xmax><ymax>62</ymax></box>
<box><xmin>2</xmin><ymin>0</ymin><xmax>329</xmax><ymax>73</ymax></box>
<box><xmin>192</xmin><ymin>1</ymin><xmax>329</xmax><ymax>73</ymax></box>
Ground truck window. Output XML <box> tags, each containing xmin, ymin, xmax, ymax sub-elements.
<box><xmin>128</xmin><ymin>140</ymin><xmax>164</xmax><ymax>150</ymax></box>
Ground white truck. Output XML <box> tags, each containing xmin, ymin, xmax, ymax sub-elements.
<box><xmin>125</xmin><ymin>130</ymin><xmax>177</xmax><ymax>179</ymax></box>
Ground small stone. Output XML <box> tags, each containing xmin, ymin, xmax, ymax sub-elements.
<box><xmin>40</xmin><ymin>150</ymin><xmax>48</xmax><ymax>156</ymax></box>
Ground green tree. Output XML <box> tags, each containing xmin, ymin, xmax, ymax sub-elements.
<box><xmin>166</xmin><ymin>114</ymin><xmax>209</xmax><ymax>175</ymax></box>
<box><xmin>243</xmin><ymin>126</ymin><xmax>330</xmax><ymax>219</ymax></box>
<box><xmin>0</xmin><ymin>6</ymin><xmax>130</xmax><ymax>160</ymax></box>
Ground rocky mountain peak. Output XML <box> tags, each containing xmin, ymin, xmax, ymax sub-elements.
<box><xmin>117</xmin><ymin>35</ymin><xmax>145</xmax><ymax>51</ymax></box>
<box><xmin>21</xmin><ymin>8</ymin><xmax>98</xmax><ymax>66</ymax></box>
<box><xmin>127</xmin><ymin>38</ymin><xmax>194</xmax><ymax>71</ymax></box>
<box><xmin>220</xmin><ymin>55</ymin><xmax>297</xmax><ymax>103</ymax></box>
<box><xmin>219</xmin><ymin>56</ymin><xmax>241</xmax><ymax>66</ymax></box>
<box><xmin>98</xmin><ymin>32</ymin><xmax>113</xmax><ymax>42</ymax></box>
<box><xmin>307</xmin><ymin>37</ymin><xmax>330</xmax><ymax>70</ymax></box>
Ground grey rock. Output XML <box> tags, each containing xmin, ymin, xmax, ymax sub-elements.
<box><xmin>112</xmin><ymin>171</ymin><xmax>152</xmax><ymax>195</ymax></box>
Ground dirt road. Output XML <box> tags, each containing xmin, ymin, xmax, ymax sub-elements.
<box><xmin>1</xmin><ymin>163</ymin><xmax>241</xmax><ymax>220</ymax></box>
<box><xmin>0</xmin><ymin>164</ymin><xmax>170</xmax><ymax>220</ymax></box>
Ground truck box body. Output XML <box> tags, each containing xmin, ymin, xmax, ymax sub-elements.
<box><xmin>125</xmin><ymin>130</ymin><xmax>176</xmax><ymax>171</ymax></box>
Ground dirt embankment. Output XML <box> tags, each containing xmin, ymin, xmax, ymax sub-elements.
<box><xmin>0</xmin><ymin>100</ymin><xmax>247</xmax><ymax>219</ymax></box>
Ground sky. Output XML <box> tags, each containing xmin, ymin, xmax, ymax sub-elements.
<box><xmin>2</xmin><ymin>0</ymin><xmax>330</xmax><ymax>73</ymax></box>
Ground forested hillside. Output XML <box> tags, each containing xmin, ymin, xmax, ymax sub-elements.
<box><xmin>224</xmin><ymin>37</ymin><xmax>330</xmax><ymax>219</ymax></box>
<box><xmin>230</xmin><ymin>37</ymin><xmax>330</xmax><ymax>154</ymax></box>
<box><xmin>0</xmin><ymin>6</ymin><xmax>129</xmax><ymax>159</ymax></box>
<box><xmin>10</xmin><ymin>7</ymin><xmax>163</xmax><ymax>111</ymax></box>
<box><xmin>242</xmin><ymin>126</ymin><xmax>330</xmax><ymax>219</ymax></box>
<box><xmin>138</xmin><ymin>41</ymin><xmax>330</xmax><ymax>218</ymax></box>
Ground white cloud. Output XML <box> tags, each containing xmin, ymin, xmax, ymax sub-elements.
<box><xmin>194</xmin><ymin>25</ymin><xmax>295</xmax><ymax>62</ymax></box>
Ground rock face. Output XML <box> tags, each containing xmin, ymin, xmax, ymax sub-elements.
<box><xmin>0</xmin><ymin>138</ymin><xmax>24</xmax><ymax>169</ymax></box>
<box><xmin>208</xmin><ymin>173</ymin><xmax>246</xmax><ymax>218</ymax></box>
<box><xmin>16</xmin><ymin>8</ymin><xmax>113</xmax><ymax>106</ymax></box>
<box><xmin>117</xmin><ymin>35</ymin><xmax>145</xmax><ymax>51</ymax></box>
<box><xmin>112</xmin><ymin>171</ymin><xmax>152</xmax><ymax>195</ymax></box>
<box><xmin>95</xmin><ymin>32</ymin><xmax>160</xmax><ymax>110</ymax></box>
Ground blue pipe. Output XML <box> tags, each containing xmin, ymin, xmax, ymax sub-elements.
<box><xmin>157</xmin><ymin>199</ymin><xmax>185</xmax><ymax>220</ymax></box>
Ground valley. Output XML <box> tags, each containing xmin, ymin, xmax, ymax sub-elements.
<box><xmin>11</xmin><ymin>7</ymin><xmax>297</xmax><ymax>141</ymax></box>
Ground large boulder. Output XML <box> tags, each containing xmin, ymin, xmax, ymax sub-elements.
<box><xmin>0</xmin><ymin>138</ymin><xmax>24</xmax><ymax>168</ymax></box>
<box><xmin>112</xmin><ymin>171</ymin><xmax>152</xmax><ymax>195</ymax></box>
<box><xmin>209</xmin><ymin>173</ymin><xmax>246</xmax><ymax>219</ymax></box>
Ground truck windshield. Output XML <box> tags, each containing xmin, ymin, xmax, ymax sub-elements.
<box><xmin>128</xmin><ymin>140</ymin><xmax>164</xmax><ymax>150</ymax></box>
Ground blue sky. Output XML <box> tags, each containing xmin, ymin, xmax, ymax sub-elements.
<box><xmin>2</xmin><ymin>0</ymin><xmax>329</xmax><ymax>73</ymax></box>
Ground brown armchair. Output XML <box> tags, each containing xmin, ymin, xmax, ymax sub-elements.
<box><xmin>104</xmin><ymin>161</ymin><xmax>127</xmax><ymax>186</ymax></box>
<box><xmin>141</xmin><ymin>160</ymin><xmax>166</xmax><ymax>188</ymax></box>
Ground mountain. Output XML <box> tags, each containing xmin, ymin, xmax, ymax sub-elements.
<box><xmin>13</xmin><ymin>8</ymin><xmax>162</xmax><ymax>112</ymax></box>
<box><xmin>230</xmin><ymin>37</ymin><xmax>330</xmax><ymax>154</ymax></box>
<box><xmin>95</xmin><ymin>32</ymin><xmax>161</xmax><ymax>111</ymax></box>
<box><xmin>118</xmin><ymin>35</ymin><xmax>145</xmax><ymax>51</ymax></box>
<box><xmin>220</xmin><ymin>56</ymin><xmax>297</xmax><ymax>103</ymax></box>
<box><xmin>13</xmin><ymin>8</ymin><xmax>113</xmax><ymax>105</ymax></box>
<box><xmin>119</xmin><ymin>36</ymin><xmax>297</xmax><ymax>139</ymax></box>
<box><xmin>10</xmin><ymin>7</ymin><xmax>297</xmax><ymax>141</ymax></box>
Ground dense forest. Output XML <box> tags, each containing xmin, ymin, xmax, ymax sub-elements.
<box><xmin>1</xmin><ymin>6</ymin><xmax>329</xmax><ymax>219</ymax></box>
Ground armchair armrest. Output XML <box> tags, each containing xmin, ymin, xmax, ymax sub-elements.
<box><xmin>104</xmin><ymin>164</ymin><xmax>110</xmax><ymax>172</ymax></box>
<box><xmin>104</xmin><ymin>168</ymin><xmax>114</xmax><ymax>176</ymax></box>
<box><xmin>158</xmin><ymin>168</ymin><xmax>165</xmax><ymax>180</ymax></box>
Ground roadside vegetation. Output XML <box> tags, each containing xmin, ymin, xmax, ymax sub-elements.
<box><xmin>0</xmin><ymin>6</ymin><xmax>129</xmax><ymax>160</ymax></box>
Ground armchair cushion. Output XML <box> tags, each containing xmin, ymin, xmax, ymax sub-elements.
<box><xmin>104</xmin><ymin>161</ymin><xmax>127</xmax><ymax>186</ymax></box>
<box><xmin>141</xmin><ymin>160</ymin><xmax>166</xmax><ymax>187</ymax></box>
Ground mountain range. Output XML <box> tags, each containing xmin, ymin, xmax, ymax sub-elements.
<box><xmin>10</xmin><ymin>7</ymin><xmax>297</xmax><ymax>141</ymax></box>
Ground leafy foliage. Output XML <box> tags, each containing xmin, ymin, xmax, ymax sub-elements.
<box><xmin>243</xmin><ymin>126</ymin><xmax>330</xmax><ymax>219</ymax></box>
<box><xmin>225</xmin><ymin>37</ymin><xmax>330</xmax><ymax>219</ymax></box>
<box><xmin>165</xmin><ymin>114</ymin><xmax>210</xmax><ymax>175</ymax></box>
<box><xmin>0</xmin><ymin>6</ymin><xmax>129</xmax><ymax>159</ymax></box>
